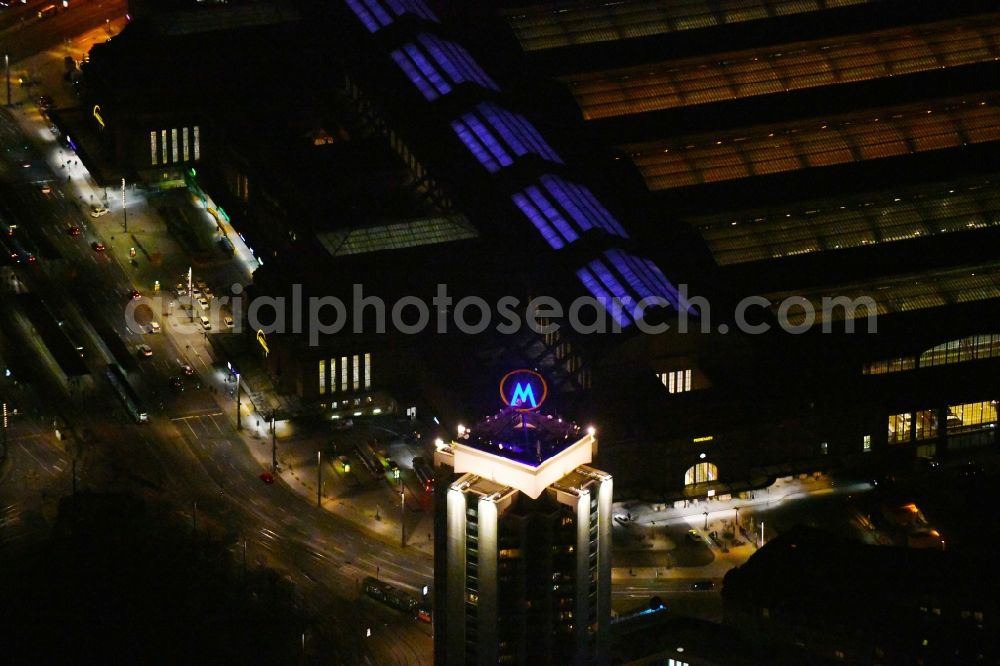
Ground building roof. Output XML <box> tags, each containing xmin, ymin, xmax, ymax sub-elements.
<box><xmin>691</xmin><ymin>173</ymin><xmax>1000</xmax><ymax>265</ymax></box>
<box><xmin>502</xmin><ymin>0</ymin><xmax>877</xmax><ymax>52</ymax></box>
<box><xmin>560</xmin><ymin>13</ymin><xmax>1000</xmax><ymax>120</ymax></box>
<box><xmin>315</xmin><ymin>214</ymin><xmax>477</xmax><ymax>257</ymax></box>
<box><xmin>622</xmin><ymin>95</ymin><xmax>1000</xmax><ymax>191</ymax></box>
<box><xmin>444</xmin><ymin>411</ymin><xmax>596</xmax><ymax>498</ymax></box>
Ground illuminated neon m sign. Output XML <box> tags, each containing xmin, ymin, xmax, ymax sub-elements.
<box><xmin>499</xmin><ymin>369</ymin><xmax>548</xmax><ymax>412</ymax></box>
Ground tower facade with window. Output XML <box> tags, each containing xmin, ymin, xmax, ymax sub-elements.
<box><xmin>434</xmin><ymin>410</ymin><xmax>612</xmax><ymax>665</ymax></box>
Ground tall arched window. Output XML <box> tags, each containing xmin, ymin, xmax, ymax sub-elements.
<box><xmin>685</xmin><ymin>463</ymin><xmax>718</xmax><ymax>486</ymax></box>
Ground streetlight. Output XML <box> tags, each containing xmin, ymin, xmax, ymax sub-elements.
<box><xmin>234</xmin><ymin>371</ymin><xmax>241</xmax><ymax>430</ymax></box>
<box><xmin>400</xmin><ymin>489</ymin><xmax>406</xmax><ymax>548</ymax></box>
<box><xmin>5</xmin><ymin>54</ymin><xmax>9</xmax><ymax>107</ymax></box>
<box><xmin>734</xmin><ymin>506</ymin><xmax>740</xmax><ymax>538</ymax></box>
<box><xmin>316</xmin><ymin>450</ymin><xmax>322</xmax><ymax>508</ymax></box>
<box><xmin>703</xmin><ymin>510</ymin><xmax>709</xmax><ymax>531</ymax></box>
<box><xmin>121</xmin><ymin>177</ymin><xmax>127</xmax><ymax>232</ymax></box>
<box><xmin>760</xmin><ymin>521</ymin><xmax>765</xmax><ymax>548</ymax></box>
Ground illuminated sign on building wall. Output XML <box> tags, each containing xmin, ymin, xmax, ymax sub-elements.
<box><xmin>499</xmin><ymin>369</ymin><xmax>548</xmax><ymax>411</ymax></box>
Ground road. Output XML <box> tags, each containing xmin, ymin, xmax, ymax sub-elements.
<box><xmin>0</xmin><ymin>70</ymin><xmax>434</xmax><ymax>662</ymax></box>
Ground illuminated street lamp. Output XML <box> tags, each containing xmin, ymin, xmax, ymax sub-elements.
<box><xmin>234</xmin><ymin>370</ymin><xmax>241</xmax><ymax>430</ymax></box>
<box><xmin>121</xmin><ymin>177</ymin><xmax>127</xmax><ymax>232</ymax></box>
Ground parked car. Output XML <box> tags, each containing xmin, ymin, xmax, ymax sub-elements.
<box><xmin>136</xmin><ymin>344</ymin><xmax>153</xmax><ymax>358</ymax></box>
<box><xmin>89</xmin><ymin>205</ymin><xmax>109</xmax><ymax>218</ymax></box>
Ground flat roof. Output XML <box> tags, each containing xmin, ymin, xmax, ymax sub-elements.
<box><xmin>450</xmin><ymin>430</ymin><xmax>597</xmax><ymax>500</ymax></box>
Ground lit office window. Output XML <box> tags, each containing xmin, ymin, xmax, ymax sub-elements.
<box><xmin>182</xmin><ymin>127</ymin><xmax>189</xmax><ymax>162</ymax></box>
<box><xmin>341</xmin><ymin>356</ymin><xmax>348</xmax><ymax>392</ymax></box>
<box><xmin>329</xmin><ymin>358</ymin><xmax>337</xmax><ymax>393</ymax></box>
<box><xmin>353</xmin><ymin>355</ymin><xmax>360</xmax><ymax>391</ymax></box>
<box><xmin>193</xmin><ymin>125</ymin><xmax>201</xmax><ymax>161</ymax></box>
<box><xmin>171</xmin><ymin>128</ymin><xmax>178</xmax><ymax>163</ymax></box>
<box><xmin>946</xmin><ymin>401</ymin><xmax>997</xmax><ymax>433</ymax></box>
<box><xmin>318</xmin><ymin>360</ymin><xmax>326</xmax><ymax>395</ymax></box>
<box><xmin>863</xmin><ymin>435</ymin><xmax>871</xmax><ymax>452</ymax></box>
<box><xmin>364</xmin><ymin>353</ymin><xmax>371</xmax><ymax>389</ymax></box>
<box><xmin>915</xmin><ymin>410</ymin><xmax>938</xmax><ymax>440</ymax></box>
<box><xmin>161</xmin><ymin>130</ymin><xmax>168</xmax><ymax>164</ymax></box>
<box><xmin>150</xmin><ymin>131</ymin><xmax>157</xmax><ymax>166</ymax></box>
<box><xmin>887</xmin><ymin>413</ymin><xmax>912</xmax><ymax>444</ymax></box>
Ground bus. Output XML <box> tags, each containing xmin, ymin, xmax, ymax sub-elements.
<box><xmin>106</xmin><ymin>363</ymin><xmax>148</xmax><ymax>423</ymax></box>
<box><xmin>362</xmin><ymin>577</ymin><xmax>418</xmax><ymax>613</ymax></box>
<box><xmin>413</xmin><ymin>456</ymin><xmax>434</xmax><ymax>494</ymax></box>
<box><xmin>355</xmin><ymin>441</ymin><xmax>386</xmax><ymax>478</ymax></box>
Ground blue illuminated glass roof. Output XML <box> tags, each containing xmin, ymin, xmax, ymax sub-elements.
<box><xmin>345</xmin><ymin>0</ymin><xmax>438</xmax><ymax>33</ymax></box>
<box><xmin>391</xmin><ymin>34</ymin><xmax>500</xmax><ymax>101</ymax></box>
<box><xmin>512</xmin><ymin>174</ymin><xmax>629</xmax><ymax>249</ymax></box>
<box><xmin>576</xmin><ymin>249</ymin><xmax>693</xmax><ymax>327</ymax></box>
<box><xmin>451</xmin><ymin>103</ymin><xmax>563</xmax><ymax>174</ymax></box>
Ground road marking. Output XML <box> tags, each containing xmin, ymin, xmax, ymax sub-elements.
<box><xmin>170</xmin><ymin>412</ymin><xmax>223</xmax><ymax>422</ymax></box>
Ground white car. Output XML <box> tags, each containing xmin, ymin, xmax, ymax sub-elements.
<box><xmin>90</xmin><ymin>205</ymin><xmax>109</xmax><ymax>218</ymax></box>
<box><xmin>223</xmin><ymin>316</ymin><xmax>234</xmax><ymax>329</ymax></box>
<box><xmin>136</xmin><ymin>344</ymin><xmax>153</xmax><ymax>358</ymax></box>
<box><xmin>198</xmin><ymin>297</ymin><xmax>209</xmax><ymax>310</ymax></box>
<box><xmin>148</xmin><ymin>321</ymin><xmax>161</xmax><ymax>333</ymax></box>
<box><xmin>199</xmin><ymin>316</ymin><xmax>211</xmax><ymax>330</ymax></box>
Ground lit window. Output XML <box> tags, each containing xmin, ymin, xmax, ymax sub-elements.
<box><xmin>193</xmin><ymin>125</ymin><xmax>200</xmax><ymax>161</ymax></box>
<box><xmin>863</xmin><ymin>434</ymin><xmax>871</xmax><ymax>452</ymax></box>
<box><xmin>887</xmin><ymin>413</ymin><xmax>912</xmax><ymax>443</ymax></box>
<box><xmin>660</xmin><ymin>369</ymin><xmax>693</xmax><ymax>394</ymax></box>
<box><xmin>150</xmin><ymin>131</ymin><xmax>157</xmax><ymax>166</ymax></box>
<box><xmin>341</xmin><ymin>356</ymin><xmax>348</xmax><ymax>392</ymax></box>
<box><xmin>684</xmin><ymin>462</ymin><xmax>718</xmax><ymax>485</ymax></box>
<box><xmin>329</xmin><ymin>358</ymin><xmax>337</xmax><ymax>393</ymax></box>
<box><xmin>353</xmin><ymin>355</ymin><xmax>360</xmax><ymax>391</ymax></box>
<box><xmin>364</xmin><ymin>352</ymin><xmax>371</xmax><ymax>389</ymax></box>
<box><xmin>171</xmin><ymin>128</ymin><xmax>178</xmax><ymax>163</ymax></box>
<box><xmin>161</xmin><ymin>130</ymin><xmax>168</xmax><ymax>164</ymax></box>
<box><xmin>182</xmin><ymin>127</ymin><xmax>189</xmax><ymax>162</ymax></box>
<box><xmin>318</xmin><ymin>360</ymin><xmax>326</xmax><ymax>395</ymax></box>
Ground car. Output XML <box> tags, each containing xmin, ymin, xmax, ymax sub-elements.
<box><xmin>169</xmin><ymin>376</ymin><xmax>185</xmax><ymax>393</ymax></box>
<box><xmin>223</xmin><ymin>315</ymin><xmax>234</xmax><ymax>328</ymax></box>
<box><xmin>414</xmin><ymin>605</ymin><xmax>432</xmax><ymax>623</ymax></box>
<box><xmin>39</xmin><ymin>184</ymin><xmax>52</xmax><ymax>194</ymax></box>
<box><xmin>259</xmin><ymin>471</ymin><xmax>275</xmax><ymax>484</ymax></box>
<box><xmin>336</xmin><ymin>455</ymin><xmax>350</xmax><ymax>471</ymax></box>
<box><xmin>67</xmin><ymin>225</ymin><xmax>80</xmax><ymax>236</ymax></box>
<box><xmin>197</xmin><ymin>297</ymin><xmax>209</xmax><ymax>310</ymax></box>
<box><xmin>199</xmin><ymin>316</ymin><xmax>211</xmax><ymax>330</ymax></box>
<box><xmin>686</xmin><ymin>529</ymin><xmax>702</xmax><ymax>543</ymax></box>
<box><xmin>191</xmin><ymin>286</ymin><xmax>201</xmax><ymax>297</ymax></box>
<box><xmin>89</xmin><ymin>205</ymin><xmax>109</xmax><ymax>218</ymax></box>
<box><xmin>38</xmin><ymin>95</ymin><xmax>53</xmax><ymax>109</ymax></box>
<box><xmin>21</xmin><ymin>161</ymin><xmax>31</xmax><ymax>169</ymax></box>
<box><xmin>178</xmin><ymin>361</ymin><xmax>195</xmax><ymax>376</ymax></box>
<box><xmin>148</xmin><ymin>321</ymin><xmax>161</xmax><ymax>333</ymax></box>
<box><xmin>91</xmin><ymin>241</ymin><xmax>105</xmax><ymax>251</ymax></box>
<box><xmin>203</xmin><ymin>286</ymin><xmax>213</xmax><ymax>298</ymax></box>
<box><xmin>136</xmin><ymin>344</ymin><xmax>153</xmax><ymax>358</ymax></box>
<box><xmin>914</xmin><ymin>456</ymin><xmax>939</xmax><ymax>470</ymax></box>
<box><xmin>691</xmin><ymin>580</ymin><xmax>715</xmax><ymax>591</ymax></box>
<box><xmin>128</xmin><ymin>289</ymin><xmax>141</xmax><ymax>300</ymax></box>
